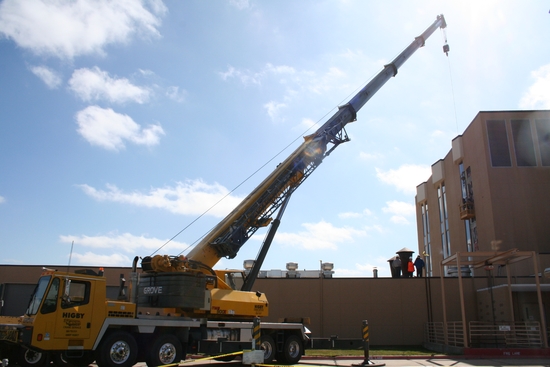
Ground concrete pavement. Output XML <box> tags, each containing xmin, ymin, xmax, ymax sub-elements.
<box><xmin>165</xmin><ymin>356</ymin><xmax>550</xmax><ymax>367</ymax></box>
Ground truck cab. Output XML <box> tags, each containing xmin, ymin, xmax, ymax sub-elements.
<box><xmin>2</xmin><ymin>268</ymin><xmax>134</xmax><ymax>367</ymax></box>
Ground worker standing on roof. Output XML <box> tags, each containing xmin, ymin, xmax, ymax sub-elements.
<box><xmin>392</xmin><ymin>256</ymin><xmax>402</xmax><ymax>278</ymax></box>
<box><xmin>414</xmin><ymin>255</ymin><xmax>425</xmax><ymax>277</ymax></box>
<box><xmin>407</xmin><ymin>257</ymin><xmax>415</xmax><ymax>278</ymax></box>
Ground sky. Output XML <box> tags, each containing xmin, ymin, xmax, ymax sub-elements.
<box><xmin>1</xmin><ymin>0</ymin><xmax>549</xmax><ymax>279</ymax></box>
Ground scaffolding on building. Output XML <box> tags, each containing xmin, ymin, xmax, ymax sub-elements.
<box><xmin>426</xmin><ymin>249</ymin><xmax>548</xmax><ymax>350</ymax></box>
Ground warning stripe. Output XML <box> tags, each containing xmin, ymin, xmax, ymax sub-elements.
<box><xmin>166</xmin><ymin>350</ymin><xmax>244</xmax><ymax>366</ymax></box>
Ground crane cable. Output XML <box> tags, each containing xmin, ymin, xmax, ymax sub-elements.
<box><xmin>151</xmin><ymin>108</ymin><xmax>336</xmax><ymax>257</ymax></box>
<box><xmin>441</xmin><ymin>27</ymin><xmax>459</xmax><ymax>134</ymax></box>
<box><xmin>151</xmin><ymin>50</ymin><xmax>407</xmax><ymax>257</ymax></box>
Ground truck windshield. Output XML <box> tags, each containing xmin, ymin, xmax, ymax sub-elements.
<box><xmin>26</xmin><ymin>276</ymin><xmax>52</xmax><ymax>315</ymax></box>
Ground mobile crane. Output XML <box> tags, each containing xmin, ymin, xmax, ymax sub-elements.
<box><xmin>0</xmin><ymin>14</ymin><xmax>448</xmax><ymax>367</ymax></box>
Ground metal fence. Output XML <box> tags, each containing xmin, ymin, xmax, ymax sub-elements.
<box><xmin>469</xmin><ymin>321</ymin><xmax>542</xmax><ymax>348</ymax></box>
<box><xmin>425</xmin><ymin>321</ymin><xmax>543</xmax><ymax>348</ymax></box>
<box><xmin>425</xmin><ymin>322</ymin><xmax>465</xmax><ymax>347</ymax></box>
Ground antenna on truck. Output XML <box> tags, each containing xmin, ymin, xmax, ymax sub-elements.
<box><xmin>66</xmin><ymin>240</ymin><xmax>74</xmax><ymax>273</ymax></box>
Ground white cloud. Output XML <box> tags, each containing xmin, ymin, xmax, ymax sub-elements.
<box><xmin>359</xmin><ymin>151</ymin><xmax>383</xmax><ymax>161</ymax></box>
<box><xmin>69</xmin><ymin>67</ymin><xmax>151</xmax><ymax>104</ymax></box>
<box><xmin>382</xmin><ymin>200</ymin><xmax>415</xmax><ymax>225</ymax></box>
<box><xmin>0</xmin><ymin>196</ymin><xmax>5</xmax><ymax>204</ymax></box>
<box><xmin>388</xmin><ymin>215</ymin><xmax>409</xmax><ymax>225</ymax></box>
<box><xmin>60</xmin><ymin>232</ymin><xmax>186</xmax><ymax>254</ymax></box>
<box><xmin>264</xmin><ymin>101</ymin><xmax>287</xmax><ymax>121</ymax></box>
<box><xmin>519</xmin><ymin>64</ymin><xmax>550</xmax><ymax>109</ymax></box>
<box><xmin>264</xmin><ymin>63</ymin><xmax>296</xmax><ymax>76</ymax></box>
<box><xmin>350</xmin><ymin>255</ymin><xmax>397</xmax><ymax>278</ymax></box>
<box><xmin>78</xmin><ymin>180</ymin><xmax>244</xmax><ymax>217</ymax></box>
<box><xmin>29</xmin><ymin>65</ymin><xmax>62</xmax><ymax>89</ymax></box>
<box><xmin>229</xmin><ymin>0</ymin><xmax>251</xmax><ymax>10</ymax></box>
<box><xmin>275</xmin><ymin>220</ymin><xmax>366</xmax><ymax>250</ymax></box>
<box><xmin>430</xmin><ymin>130</ymin><xmax>445</xmax><ymax>139</ymax></box>
<box><xmin>75</xmin><ymin>105</ymin><xmax>164</xmax><ymax>151</ymax></box>
<box><xmin>382</xmin><ymin>200</ymin><xmax>415</xmax><ymax>216</ymax></box>
<box><xmin>220</xmin><ymin>62</ymin><xmax>342</xmax><ymax>96</ymax></box>
<box><xmin>69</xmin><ymin>252</ymin><xmax>132</xmax><ymax>267</ymax></box>
<box><xmin>219</xmin><ymin>66</ymin><xmax>264</xmax><ymax>86</ymax></box>
<box><xmin>0</xmin><ymin>0</ymin><xmax>166</xmax><ymax>59</ymax></box>
<box><xmin>166</xmin><ymin>86</ymin><xmax>187</xmax><ymax>103</ymax></box>
<box><xmin>338</xmin><ymin>208</ymin><xmax>373</xmax><ymax>219</ymax></box>
<box><xmin>375</xmin><ymin>164</ymin><xmax>431</xmax><ymax>195</ymax></box>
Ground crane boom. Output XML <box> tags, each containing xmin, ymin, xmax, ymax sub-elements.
<box><xmin>141</xmin><ymin>14</ymin><xmax>449</xmax><ymax>300</ymax></box>
<box><xmin>184</xmin><ymin>14</ymin><xmax>447</xmax><ymax>269</ymax></box>
<box><xmin>140</xmin><ymin>16</ymin><xmax>448</xmax><ymax>319</ymax></box>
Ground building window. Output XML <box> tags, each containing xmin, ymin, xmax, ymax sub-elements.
<box><xmin>535</xmin><ymin>119</ymin><xmax>550</xmax><ymax>166</ymax></box>
<box><xmin>486</xmin><ymin>120</ymin><xmax>511</xmax><ymax>167</ymax></box>
<box><xmin>459</xmin><ymin>163</ymin><xmax>474</xmax><ymax>252</ymax></box>
<box><xmin>438</xmin><ymin>184</ymin><xmax>451</xmax><ymax>258</ymax></box>
<box><xmin>421</xmin><ymin>203</ymin><xmax>432</xmax><ymax>277</ymax></box>
<box><xmin>511</xmin><ymin>119</ymin><xmax>536</xmax><ymax>166</ymax></box>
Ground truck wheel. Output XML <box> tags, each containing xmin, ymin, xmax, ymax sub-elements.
<box><xmin>146</xmin><ymin>334</ymin><xmax>183</xmax><ymax>367</ymax></box>
<box><xmin>278</xmin><ymin>335</ymin><xmax>302</xmax><ymax>365</ymax></box>
<box><xmin>17</xmin><ymin>347</ymin><xmax>48</xmax><ymax>367</ymax></box>
<box><xmin>96</xmin><ymin>331</ymin><xmax>138</xmax><ymax>367</ymax></box>
<box><xmin>260</xmin><ymin>335</ymin><xmax>276</xmax><ymax>363</ymax></box>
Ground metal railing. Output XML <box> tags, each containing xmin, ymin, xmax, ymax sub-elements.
<box><xmin>425</xmin><ymin>322</ymin><xmax>465</xmax><ymax>347</ymax></box>
<box><xmin>469</xmin><ymin>321</ymin><xmax>542</xmax><ymax>348</ymax></box>
<box><xmin>425</xmin><ymin>322</ymin><xmax>445</xmax><ymax>344</ymax></box>
<box><xmin>447</xmin><ymin>322</ymin><xmax>466</xmax><ymax>347</ymax></box>
<box><xmin>426</xmin><ymin>321</ymin><xmax>543</xmax><ymax>348</ymax></box>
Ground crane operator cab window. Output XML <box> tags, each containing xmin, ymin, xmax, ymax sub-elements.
<box><xmin>224</xmin><ymin>272</ymin><xmax>244</xmax><ymax>290</ymax></box>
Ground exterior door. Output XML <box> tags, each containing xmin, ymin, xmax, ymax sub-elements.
<box><xmin>54</xmin><ymin>278</ymin><xmax>94</xmax><ymax>340</ymax></box>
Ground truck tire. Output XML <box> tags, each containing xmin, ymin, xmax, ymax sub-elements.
<box><xmin>145</xmin><ymin>334</ymin><xmax>183</xmax><ymax>367</ymax></box>
<box><xmin>260</xmin><ymin>335</ymin><xmax>276</xmax><ymax>363</ymax></box>
<box><xmin>278</xmin><ymin>335</ymin><xmax>302</xmax><ymax>365</ymax></box>
<box><xmin>96</xmin><ymin>331</ymin><xmax>138</xmax><ymax>367</ymax></box>
<box><xmin>17</xmin><ymin>347</ymin><xmax>47</xmax><ymax>367</ymax></box>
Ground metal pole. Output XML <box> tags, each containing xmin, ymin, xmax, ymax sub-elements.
<box><xmin>362</xmin><ymin>320</ymin><xmax>370</xmax><ymax>362</ymax></box>
<box><xmin>532</xmin><ymin>252</ymin><xmax>548</xmax><ymax>348</ymax></box>
<box><xmin>352</xmin><ymin>320</ymin><xmax>385</xmax><ymax>366</ymax></box>
<box><xmin>457</xmin><ymin>254</ymin><xmax>468</xmax><ymax>347</ymax></box>
<box><xmin>440</xmin><ymin>261</ymin><xmax>448</xmax><ymax>346</ymax></box>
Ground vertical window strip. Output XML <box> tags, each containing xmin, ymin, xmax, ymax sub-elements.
<box><xmin>511</xmin><ymin>119</ymin><xmax>536</xmax><ymax>166</ymax></box>
<box><xmin>422</xmin><ymin>203</ymin><xmax>432</xmax><ymax>277</ymax></box>
<box><xmin>442</xmin><ymin>184</ymin><xmax>451</xmax><ymax>258</ymax></box>
<box><xmin>535</xmin><ymin>119</ymin><xmax>550</xmax><ymax>166</ymax></box>
<box><xmin>438</xmin><ymin>185</ymin><xmax>448</xmax><ymax>258</ymax></box>
<box><xmin>459</xmin><ymin>162</ymin><xmax>473</xmax><ymax>252</ymax></box>
<box><xmin>486</xmin><ymin>120</ymin><xmax>512</xmax><ymax>167</ymax></box>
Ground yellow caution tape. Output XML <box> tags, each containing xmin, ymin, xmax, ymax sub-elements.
<box><xmin>166</xmin><ymin>350</ymin><xmax>245</xmax><ymax>365</ymax></box>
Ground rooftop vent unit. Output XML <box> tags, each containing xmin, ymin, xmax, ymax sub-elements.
<box><xmin>321</xmin><ymin>262</ymin><xmax>334</xmax><ymax>278</ymax></box>
<box><xmin>286</xmin><ymin>262</ymin><xmax>299</xmax><ymax>278</ymax></box>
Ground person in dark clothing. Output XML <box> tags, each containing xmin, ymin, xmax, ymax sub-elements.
<box><xmin>414</xmin><ymin>255</ymin><xmax>425</xmax><ymax>277</ymax></box>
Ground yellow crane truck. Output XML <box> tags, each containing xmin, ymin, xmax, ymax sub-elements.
<box><xmin>0</xmin><ymin>14</ymin><xmax>448</xmax><ymax>367</ymax></box>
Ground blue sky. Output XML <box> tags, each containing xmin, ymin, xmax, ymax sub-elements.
<box><xmin>1</xmin><ymin>0</ymin><xmax>549</xmax><ymax>278</ymax></box>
